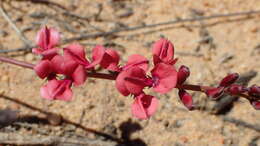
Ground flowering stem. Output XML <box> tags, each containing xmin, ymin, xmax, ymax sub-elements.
<box><xmin>0</xmin><ymin>56</ymin><xmax>255</xmax><ymax>101</ymax></box>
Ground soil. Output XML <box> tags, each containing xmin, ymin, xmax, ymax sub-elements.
<box><xmin>0</xmin><ymin>0</ymin><xmax>259</xmax><ymax>146</ymax></box>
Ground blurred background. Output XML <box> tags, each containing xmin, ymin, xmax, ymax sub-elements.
<box><xmin>0</xmin><ymin>0</ymin><xmax>259</xmax><ymax>145</ymax></box>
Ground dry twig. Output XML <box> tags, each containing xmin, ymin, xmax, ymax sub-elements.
<box><xmin>0</xmin><ymin>5</ymin><xmax>32</xmax><ymax>47</ymax></box>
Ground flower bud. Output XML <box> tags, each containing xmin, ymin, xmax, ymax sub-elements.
<box><xmin>177</xmin><ymin>65</ymin><xmax>190</xmax><ymax>85</ymax></box>
<box><xmin>205</xmin><ymin>87</ymin><xmax>224</xmax><ymax>100</ymax></box>
<box><xmin>248</xmin><ymin>85</ymin><xmax>260</xmax><ymax>98</ymax></box>
<box><xmin>227</xmin><ymin>84</ymin><xmax>247</xmax><ymax>95</ymax></box>
<box><xmin>219</xmin><ymin>73</ymin><xmax>239</xmax><ymax>87</ymax></box>
<box><xmin>178</xmin><ymin>89</ymin><xmax>193</xmax><ymax>110</ymax></box>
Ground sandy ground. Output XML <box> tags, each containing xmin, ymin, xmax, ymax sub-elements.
<box><xmin>0</xmin><ymin>0</ymin><xmax>259</xmax><ymax>145</ymax></box>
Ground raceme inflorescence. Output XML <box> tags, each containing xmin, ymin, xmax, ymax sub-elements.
<box><xmin>0</xmin><ymin>26</ymin><xmax>259</xmax><ymax>120</ymax></box>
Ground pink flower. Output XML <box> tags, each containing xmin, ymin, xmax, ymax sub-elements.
<box><xmin>152</xmin><ymin>38</ymin><xmax>177</xmax><ymax>65</ymax></box>
<box><xmin>50</xmin><ymin>54</ymin><xmax>87</xmax><ymax>86</ymax></box>
<box><xmin>150</xmin><ymin>63</ymin><xmax>178</xmax><ymax>94</ymax></box>
<box><xmin>34</xmin><ymin>53</ymin><xmax>87</xmax><ymax>101</ymax></box>
<box><xmin>40</xmin><ymin>79</ymin><xmax>73</xmax><ymax>101</ymax></box>
<box><xmin>116</xmin><ymin>63</ymin><xmax>178</xmax><ymax>96</ymax></box>
<box><xmin>32</xmin><ymin>26</ymin><xmax>60</xmax><ymax>59</ymax></box>
<box><xmin>116</xmin><ymin>67</ymin><xmax>147</xmax><ymax>96</ymax></box>
<box><xmin>131</xmin><ymin>93</ymin><xmax>159</xmax><ymax>119</ymax></box>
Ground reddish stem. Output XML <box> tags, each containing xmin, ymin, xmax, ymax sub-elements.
<box><xmin>0</xmin><ymin>56</ymin><xmax>34</xmax><ymax>69</ymax></box>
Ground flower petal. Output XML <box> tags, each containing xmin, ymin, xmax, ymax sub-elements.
<box><xmin>115</xmin><ymin>69</ymin><xmax>131</xmax><ymax>96</ymax></box>
<box><xmin>40</xmin><ymin>79</ymin><xmax>60</xmax><ymax>100</ymax></box>
<box><xmin>86</xmin><ymin>45</ymin><xmax>106</xmax><ymax>68</ymax></box>
<box><xmin>36</xmin><ymin>26</ymin><xmax>60</xmax><ymax>50</ymax></box>
<box><xmin>71</xmin><ymin>65</ymin><xmax>87</xmax><ymax>86</ymax></box>
<box><xmin>131</xmin><ymin>94</ymin><xmax>159</xmax><ymax>120</ymax></box>
<box><xmin>124</xmin><ymin>67</ymin><xmax>147</xmax><ymax>95</ymax></box>
<box><xmin>40</xmin><ymin>79</ymin><xmax>73</xmax><ymax>101</ymax></box>
<box><xmin>51</xmin><ymin>55</ymin><xmax>77</xmax><ymax>75</ymax></box>
<box><xmin>151</xmin><ymin>63</ymin><xmax>177</xmax><ymax>93</ymax></box>
<box><xmin>123</xmin><ymin>54</ymin><xmax>149</xmax><ymax>72</ymax></box>
<box><xmin>48</xmin><ymin>27</ymin><xmax>60</xmax><ymax>48</ymax></box>
<box><xmin>152</xmin><ymin>38</ymin><xmax>174</xmax><ymax>65</ymax></box>
<box><xmin>100</xmin><ymin>49</ymin><xmax>120</xmax><ymax>71</ymax></box>
<box><xmin>64</xmin><ymin>43</ymin><xmax>89</xmax><ymax>66</ymax></box>
<box><xmin>34</xmin><ymin>60</ymin><xmax>53</xmax><ymax>79</ymax></box>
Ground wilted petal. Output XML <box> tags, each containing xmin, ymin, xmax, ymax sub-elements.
<box><xmin>64</xmin><ymin>43</ymin><xmax>89</xmax><ymax>66</ymax></box>
<box><xmin>123</xmin><ymin>54</ymin><xmax>149</xmax><ymax>72</ymax></box>
<box><xmin>131</xmin><ymin>94</ymin><xmax>159</xmax><ymax>120</ymax></box>
<box><xmin>100</xmin><ymin>49</ymin><xmax>120</xmax><ymax>71</ymax></box>
<box><xmin>152</xmin><ymin>38</ymin><xmax>174</xmax><ymax>65</ymax></box>
<box><xmin>219</xmin><ymin>73</ymin><xmax>239</xmax><ymax>87</ymax></box>
<box><xmin>151</xmin><ymin>63</ymin><xmax>178</xmax><ymax>93</ymax></box>
<box><xmin>178</xmin><ymin>89</ymin><xmax>194</xmax><ymax>110</ymax></box>
<box><xmin>34</xmin><ymin>60</ymin><xmax>53</xmax><ymax>79</ymax></box>
<box><xmin>71</xmin><ymin>65</ymin><xmax>87</xmax><ymax>86</ymax></box>
<box><xmin>40</xmin><ymin>79</ymin><xmax>72</xmax><ymax>101</ymax></box>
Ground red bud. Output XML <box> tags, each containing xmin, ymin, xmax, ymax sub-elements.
<box><xmin>227</xmin><ymin>84</ymin><xmax>247</xmax><ymax>95</ymax></box>
<box><xmin>177</xmin><ymin>65</ymin><xmax>190</xmax><ymax>85</ymax></box>
<box><xmin>219</xmin><ymin>73</ymin><xmax>239</xmax><ymax>87</ymax></box>
<box><xmin>248</xmin><ymin>85</ymin><xmax>260</xmax><ymax>98</ymax></box>
<box><xmin>178</xmin><ymin>89</ymin><xmax>194</xmax><ymax>110</ymax></box>
<box><xmin>205</xmin><ymin>87</ymin><xmax>224</xmax><ymax>100</ymax></box>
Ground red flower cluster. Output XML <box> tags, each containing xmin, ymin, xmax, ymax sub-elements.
<box><xmin>33</xmin><ymin>27</ymin><xmax>181</xmax><ymax>119</ymax></box>
<box><xmin>32</xmin><ymin>26</ymin><xmax>259</xmax><ymax>120</ymax></box>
